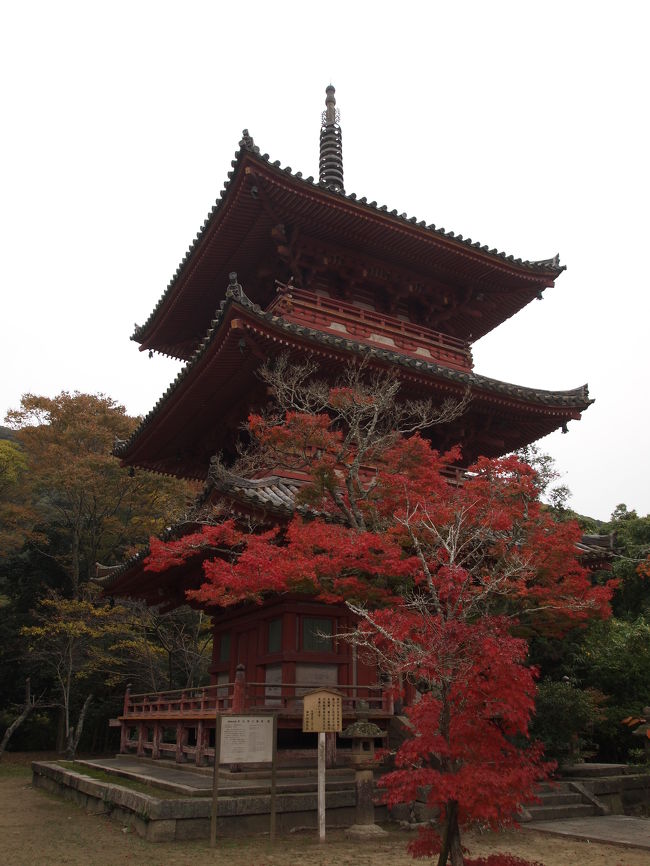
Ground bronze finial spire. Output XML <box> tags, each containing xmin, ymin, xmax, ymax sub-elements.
<box><xmin>319</xmin><ymin>84</ymin><xmax>344</xmax><ymax>192</ymax></box>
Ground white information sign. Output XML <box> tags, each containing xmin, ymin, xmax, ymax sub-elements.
<box><xmin>219</xmin><ymin>714</ymin><xmax>274</xmax><ymax>764</ymax></box>
<box><xmin>211</xmin><ymin>713</ymin><xmax>278</xmax><ymax>847</ymax></box>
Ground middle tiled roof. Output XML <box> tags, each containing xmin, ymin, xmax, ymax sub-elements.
<box><xmin>114</xmin><ymin>285</ymin><xmax>592</xmax><ymax>478</ymax></box>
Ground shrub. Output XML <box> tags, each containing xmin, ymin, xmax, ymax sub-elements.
<box><xmin>531</xmin><ymin>680</ymin><xmax>601</xmax><ymax>764</ymax></box>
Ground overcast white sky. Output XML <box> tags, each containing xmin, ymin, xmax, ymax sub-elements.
<box><xmin>1</xmin><ymin>1</ymin><xmax>648</xmax><ymax>522</ymax></box>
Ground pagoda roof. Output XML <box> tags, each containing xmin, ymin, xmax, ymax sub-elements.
<box><xmin>206</xmin><ymin>472</ymin><xmax>616</xmax><ymax>575</ymax></box>
<box><xmin>99</xmin><ymin>485</ymin><xmax>612</xmax><ymax>605</ymax></box>
<box><xmin>133</xmin><ymin>134</ymin><xmax>565</xmax><ymax>359</ymax></box>
<box><xmin>95</xmin><ymin>521</ymin><xmax>205</xmax><ymax>610</ymax></box>
<box><xmin>115</xmin><ymin>286</ymin><xmax>593</xmax><ymax>478</ymax></box>
<box><xmin>208</xmin><ymin>467</ymin><xmax>302</xmax><ymax>515</ymax></box>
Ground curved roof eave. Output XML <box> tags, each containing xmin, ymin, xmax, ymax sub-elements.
<box><xmin>131</xmin><ymin>132</ymin><xmax>565</xmax><ymax>352</ymax></box>
<box><xmin>115</xmin><ymin>288</ymin><xmax>592</xmax><ymax>468</ymax></box>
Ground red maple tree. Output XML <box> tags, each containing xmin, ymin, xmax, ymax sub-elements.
<box><xmin>145</xmin><ymin>373</ymin><xmax>613</xmax><ymax>866</ymax></box>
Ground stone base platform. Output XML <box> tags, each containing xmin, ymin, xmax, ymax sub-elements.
<box><xmin>31</xmin><ymin>760</ymin><xmax>386</xmax><ymax>842</ymax></box>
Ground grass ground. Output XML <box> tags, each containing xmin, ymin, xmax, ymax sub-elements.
<box><xmin>0</xmin><ymin>752</ymin><xmax>646</xmax><ymax>866</ymax></box>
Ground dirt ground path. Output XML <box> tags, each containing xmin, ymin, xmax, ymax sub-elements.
<box><xmin>0</xmin><ymin>758</ymin><xmax>646</xmax><ymax>866</ymax></box>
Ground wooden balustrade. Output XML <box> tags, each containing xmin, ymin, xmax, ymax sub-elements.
<box><xmin>118</xmin><ymin>674</ymin><xmax>393</xmax><ymax>765</ymax></box>
<box><xmin>124</xmin><ymin>683</ymin><xmax>235</xmax><ymax>718</ymax></box>
<box><xmin>267</xmin><ymin>289</ymin><xmax>473</xmax><ymax>372</ymax></box>
<box><xmin>243</xmin><ymin>681</ymin><xmax>391</xmax><ymax>715</ymax></box>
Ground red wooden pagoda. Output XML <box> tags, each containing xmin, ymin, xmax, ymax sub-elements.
<box><xmin>105</xmin><ymin>87</ymin><xmax>593</xmax><ymax>764</ymax></box>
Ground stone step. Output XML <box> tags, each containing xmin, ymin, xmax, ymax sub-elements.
<box><xmin>535</xmin><ymin>792</ymin><xmax>584</xmax><ymax>807</ymax></box>
<box><xmin>217</xmin><ymin>779</ymin><xmax>357</xmax><ymax>797</ymax></box>
<box><xmin>560</xmin><ymin>763</ymin><xmax>629</xmax><ymax>778</ymax></box>
<box><xmin>126</xmin><ymin>755</ymin><xmax>354</xmax><ymax>780</ymax></box>
<box><xmin>535</xmin><ymin>783</ymin><xmax>571</xmax><ymax>795</ymax></box>
<box><xmin>83</xmin><ymin>763</ymin><xmax>357</xmax><ymax>798</ymax></box>
<box><xmin>220</xmin><ymin>766</ymin><xmax>353</xmax><ymax>781</ymax></box>
<box><xmin>536</xmin><ymin>780</ymin><xmax>573</xmax><ymax>792</ymax></box>
<box><xmin>527</xmin><ymin>802</ymin><xmax>598</xmax><ymax>821</ymax></box>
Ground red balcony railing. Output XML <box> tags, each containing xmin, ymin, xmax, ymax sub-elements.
<box><xmin>118</xmin><ymin>671</ymin><xmax>393</xmax><ymax>764</ymax></box>
<box><xmin>267</xmin><ymin>288</ymin><xmax>473</xmax><ymax>372</ymax></box>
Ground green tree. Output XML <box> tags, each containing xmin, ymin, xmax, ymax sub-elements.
<box><xmin>21</xmin><ymin>590</ymin><xmax>132</xmax><ymax>758</ymax></box>
<box><xmin>575</xmin><ymin>616</ymin><xmax>650</xmax><ymax>760</ymax></box>
<box><xmin>0</xmin><ymin>392</ymin><xmax>193</xmax><ymax>751</ymax></box>
<box><xmin>4</xmin><ymin>392</ymin><xmax>191</xmax><ymax>597</ymax></box>
<box><xmin>0</xmin><ymin>438</ymin><xmax>26</xmax><ymax>490</ymax></box>
<box><xmin>606</xmin><ymin>505</ymin><xmax>650</xmax><ymax>618</ymax></box>
<box><xmin>530</xmin><ymin>679</ymin><xmax>603</xmax><ymax>764</ymax></box>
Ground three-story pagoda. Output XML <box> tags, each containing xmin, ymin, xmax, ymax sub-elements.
<box><xmin>105</xmin><ymin>87</ymin><xmax>593</xmax><ymax>762</ymax></box>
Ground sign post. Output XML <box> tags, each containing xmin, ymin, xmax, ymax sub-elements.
<box><xmin>317</xmin><ymin>730</ymin><xmax>326</xmax><ymax>839</ymax></box>
<box><xmin>210</xmin><ymin>713</ymin><xmax>222</xmax><ymax>848</ymax></box>
<box><xmin>302</xmin><ymin>688</ymin><xmax>343</xmax><ymax>842</ymax></box>
<box><xmin>270</xmin><ymin>713</ymin><xmax>278</xmax><ymax>842</ymax></box>
<box><xmin>210</xmin><ymin>712</ymin><xmax>276</xmax><ymax>847</ymax></box>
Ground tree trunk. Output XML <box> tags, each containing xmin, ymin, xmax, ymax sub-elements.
<box><xmin>435</xmin><ymin>687</ymin><xmax>464</xmax><ymax>866</ymax></box>
<box><xmin>56</xmin><ymin>705</ymin><xmax>66</xmax><ymax>753</ymax></box>
<box><xmin>65</xmin><ymin>694</ymin><xmax>92</xmax><ymax>759</ymax></box>
<box><xmin>71</xmin><ymin>522</ymin><xmax>81</xmax><ymax>598</ymax></box>
<box><xmin>436</xmin><ymin>800</ymin><xmax>464</xmax><ymax>866</ymax></box>
<box><xmin>60</xmin><ymin>644</ymin><xmax>73</xmax><ymax>753</ymax></box>
<box><xmin>0</xmin><ymin>680</ymin><xmax>33</xmax><ymax>759</ymax></box>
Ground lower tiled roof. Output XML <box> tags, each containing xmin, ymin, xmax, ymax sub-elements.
<box><xmin>209</xmin><ymin>465</ymin><xmax>301</xmax><ymax>513</ymax></box>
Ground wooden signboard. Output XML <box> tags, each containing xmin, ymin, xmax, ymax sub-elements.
<box><xmin>302</xmin><ymin>689</ymin><xmax>343</xmax><ymax>842</ymax></box>
<box><xmin>302</xmin><ymin>687</ymin><xmax>343</xmax><ymax>733</ymax></box>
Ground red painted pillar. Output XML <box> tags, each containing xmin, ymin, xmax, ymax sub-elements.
<box><xmin>232</xmin><ymin>663</ymin><xmax>246</xmax><ymax>712</ymax></box>
<box><xmin>195</xmin><ymin>720</ymin><xmax>205</xmax><ymax>766</ymax></box>
<box><xmin>152</xmin><ymin>722</ymin><xmax>161</xmax><ymax>759</ymax></box>
<box><xmin>136</xmin><ymin>723</ymin><xmax>145</xmax><ymax>757</ymax></box>
<box><xmin>175</xmin><ymin>721</ymin><xmax>187</xmax><ymax>763</ymax></box>
<box><xmin>119</xmin><ymin>685</ymin><xmax>131</xmax><ymax>754</ymax></box>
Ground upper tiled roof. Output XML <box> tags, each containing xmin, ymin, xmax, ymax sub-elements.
<box><xmin>132</xmin><ymin>132</ymin><xmax>565</xmax><ymax>356</ymax></box>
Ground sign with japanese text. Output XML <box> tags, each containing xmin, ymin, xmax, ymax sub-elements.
<box><xmin>220</xmin><ymin>714</ymin><xmax>274</xmax><ymax>763</ymax></box>
<box><xmin>302</xmin><ymin>688</ymin><xmax>343</xmax><ymax>733</ymax></box>
<box><xmin>212</xmin><ymin>712</ymin><xmax>278</xmax><ymax>847</ymax></box>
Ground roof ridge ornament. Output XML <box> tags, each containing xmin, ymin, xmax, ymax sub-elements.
<box><xmin>319</xmin><ymin>85</ymin><xmax>344</xmax><ymax>193</ymax></box>
<box><xmin>226</xmin><ymin>271</ymin><xmax>245</xmax><ymax>301</ymax></box>
<box><xmin>239</xmin><ymin>129</ymin><xmax>258</xmax><ymax>152</ymax></box>
<box><xmin>530</xmin><ymin>253</ymin><xmax>563</xmax><ymax>271</ymax></box>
